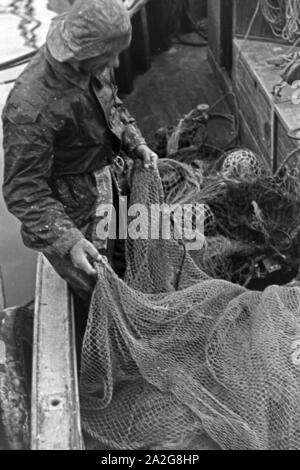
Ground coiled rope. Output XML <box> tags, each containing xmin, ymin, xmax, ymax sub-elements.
<box><xmin>259</xmin><ymin>0</ymin><xmax>300</xmax><ymax>43</ymax></box>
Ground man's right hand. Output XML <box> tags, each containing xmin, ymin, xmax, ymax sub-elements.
<box><xmin>70</xmin><ymin>239</ymin><xmax>102</xmax><ymax>276</ymax></box>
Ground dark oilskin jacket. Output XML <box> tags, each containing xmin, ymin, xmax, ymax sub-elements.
<box><xmin>2</xmin><ymin>46</ymin><xmax>145</xmax><ymax>256</ymax></box>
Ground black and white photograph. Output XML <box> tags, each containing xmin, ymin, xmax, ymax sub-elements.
<box><xmin>0</xmin><ymin>0</ymin><xmax>300</xmax><ymax>453</ymax></box>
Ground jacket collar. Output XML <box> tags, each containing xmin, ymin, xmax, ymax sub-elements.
<box><xmin>45</xmin><ymin>46</ymin><xmax>92</xmax><ymax>91</ymax></box>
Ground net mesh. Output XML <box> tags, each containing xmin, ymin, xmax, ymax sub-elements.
<box><xmin>221</xmin><ymin>148</ymin><xmax>265</xmax><ymax>179</ymax></box>
<box><xmin>155</xmin><ymin>153</ymin><xmax>300</xmax><ymax>286</ymax></box>
<box><xmin>79</xmin><ymin>163</ymin><xmax>300</xmax><ymax>450</ymax></box>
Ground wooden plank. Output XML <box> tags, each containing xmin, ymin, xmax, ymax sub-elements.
<box><xmin>234</xmin><ymin>39</ymin><xmax>300</xmax><ymax>134</ymax></box>
<box><xmin>0</xmin><ymin>307</ymin><xmax>30</xmax><ymax>450</ymax></box>
<box><xmin>233</xmin><ymin>43</ymin><xmax>271</xmax><ymax>112</ymax></box>
<box><xmin>275</xmin><ymin>117</ymin><xmax>300</xmax><ymax>169</ymax></box>
<box><xmin>235</xmin><ymin>81</ymin><xmax>272</xmax><ymax>162</ymax></box>
<box><xmin>207</xmin><ymin>47</ymin><xmax>233</xmax><ymax>99</ymax></box>
<box><xmin>31</xmin><ymin>254</ymin><xmax>83</xmax><ymax>450</ymax></box>
<box><xmin>234</xmin><ymin>0</ymin><xmax>285</xmax><ymax>43</ymax></box>
<box><xmin>0</xmin><ymin>266</ymin><xmax>6</xmax><ymax>312</ymax></box>
<box><xmin>233</xmin><ymin>38</ymin><xmax>300</xmax><ymax>169</ymax></box>
<box><xmin>238</xmin><ymin>108</ymin><xmax>266</xmax><ymax>158</ymax></box>
<box><xmin>233</xmin><ymin>46</ymin><xmax>273</xmax><ymax>164</ymax></box>
<box><xmin>233</xmin><ymin>39</ymin><xmax>278</xmax><ymax>101</ymax></box>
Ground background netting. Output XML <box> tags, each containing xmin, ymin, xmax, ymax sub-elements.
<box><xmin>79</xmin><ymin>163</ymin><xmax>300</xmax><ymax>450</ymax></box>
<box><xmin>157</xmin><ymin>151</ymin><xmax>300</xmax><ymax>287</ymax></box>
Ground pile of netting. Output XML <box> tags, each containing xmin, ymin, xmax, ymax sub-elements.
<box><xmin>80</xmin><ymin>163</ymin><xmax>300</xmax><ymax>450</ymax></box>
<box><xmin>148</xmin><ymin>102</ymin><xmax>300</xmax><ymax>287</ymax></box>
<box><xmin>158</xmin><ymin>149</ymin><xmax>300</xmax><ymax>287</ymax></box>
<box><xmin>152</xmin><ymin>95</ymin><xmax>239</xmax><ymax>167</ymax></box>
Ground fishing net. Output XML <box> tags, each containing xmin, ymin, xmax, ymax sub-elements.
<box><xmin>220</xmin><ymin>148</ymin><xmax>266</xmax><ymax>178</ymax></box>
<box><xmin>79</xmin><ymin>162</ymin><xmax>300</xmax><ymax>450</ymax></box>
<box><xmin>151</xmin><ymin>98</ymin><xmax>239</xmax><ymax>168</ymax></box>
<box><xmin>158</xmin><ymin>158</ymin><xmax>203</xmax><ymax>205</ymax></box>
<box><xmin>259</xmin><ymin>0</ymin><xmax>300</xmax><ymax>43</ymax></box>
<box><xmin>154</xmin><ymin>149</ymin><xmax>300</xmax><ymax>287</ymax></box>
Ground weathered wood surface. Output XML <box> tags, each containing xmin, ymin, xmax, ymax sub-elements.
<box><xmin>31</xmin><ymin>254</ymin><xmax>83</xmax><ymax>450</ymax></box>
<box><xmin>0</xmin><ymin>307</ymin><xmax>30</xmax><ymax>450</ymax></box>
<box><xmin>275</xmin><ymin>117</ymin><xmax>300</xmax><ymax>168</ymax></box>
<box><xmin>234</xmin><ymin>39</ymin><xmax>300</xmax><ymax>136</ymax></box>
<box><xmin>233</xmin><ymin>41</ymin><xmax>273</xmax><ymax>165</ymax></box>
<box><xmin>0</xmin><ymin>266</ymin><xmax>6</xmax><ymax>312</ymax></box>
<box><xmin>238</xmin><ymin>107</ymin><xmax>266</xmax><ymax>158</ymax></box>
<box><xmin>234</xmin><ymin>39</ymin><xmax>300</xmax><ymax>169</ymax></box>
<box><xmin>234</xmin><ymin>0</ymin><xmax>285</xmax><ymax>43</ymax></box>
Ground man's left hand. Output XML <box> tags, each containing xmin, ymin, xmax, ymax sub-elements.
<box><xmin>135</xmin><ymin>144</ymin><xmax>158</xmax><ymax>170</ymax></box>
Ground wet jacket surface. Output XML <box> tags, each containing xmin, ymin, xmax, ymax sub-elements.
<box><xmin>2</xmin><ymin>46</ymin><xmax>145</xmax><ymax>255</ymax></box>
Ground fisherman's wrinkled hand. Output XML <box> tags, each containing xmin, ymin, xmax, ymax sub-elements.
<box><xmin>70</xmin><ymin>239</ymin><xmax>102</xmax><ymax>276</ymax></box>
<box><xmin>135</xmin><ymin>144</ymin><xmax>158</xmax><ymax>170</ymax></box>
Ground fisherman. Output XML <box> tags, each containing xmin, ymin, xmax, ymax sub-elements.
<box><xmin>2</xmin><ymin>0</ymin><xmax>158</xmax><ymax>304</ymax></box>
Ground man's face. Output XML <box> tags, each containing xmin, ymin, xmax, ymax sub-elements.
<box><xmin>78</xmin><ymin>53</ymin><xmax>120</xmax><ymax>75</ymax></box>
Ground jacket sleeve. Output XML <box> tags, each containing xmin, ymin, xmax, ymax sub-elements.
<box><xmin>116</xmin><ymin>95</ymin><xmax>147</xmax><ymax>155</ymax></box>
<box><xmin>107</xmin><ymin>68</ymin><xmax>146</xmax><ymax>154</ymax></box>
<box><xmin>2</xmin><ymin>116</ymin><xmax>85</xmax><ymax>256</ymax></box>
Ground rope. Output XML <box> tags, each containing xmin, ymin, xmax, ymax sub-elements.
<box><xmin>275</xmin><ymin>147</ymin><xmax>300</xmax><ymax>176</ymax></box>
<box><xmin>259</xmin><ymin>0</ymin><xmax>300</xmax><ymax>43</ymax></box>
<box><xmin>235</xmin><ymin>1</ymin><xmax>261</xmax><ymax>71</ymax></box>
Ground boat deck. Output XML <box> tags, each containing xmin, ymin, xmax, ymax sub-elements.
<box><xmin>124</xmin><ymin>35</ymin><xmax>229</xmax><ymax>141</ymax></box>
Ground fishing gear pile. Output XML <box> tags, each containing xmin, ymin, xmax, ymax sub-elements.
<box><xmin>158</xmin><ymin>148</ymin><xmax>300</xmax><ymax>288</ymax></box>
<box><xmin>152</xmin><ymin>96</ymin><xmax>239</xmax><ymax>170</ymax></box>
<box><xmin>151</xmin><ymin>103</ymin><xmax>300</xmax><ymax>288</ymax></box>
<box><xmin>259</xmin><ymin>0</ymin><xmax>300</xmax><ymax>43</ymax></box>
<box><xmin>80</xmin><ymin>162</ymin><xmax>300</xmax><ymax>450</ymax></box>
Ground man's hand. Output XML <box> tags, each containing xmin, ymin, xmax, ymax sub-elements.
<box><xmin>135</xmin><ymin>144</ymin><xmax>158</xmax><ymax>170</ymax></box>
<box><xmin>70</xmin><ymin>239</ymin><xmax>102</xmax><ymax>276</ymax></box>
